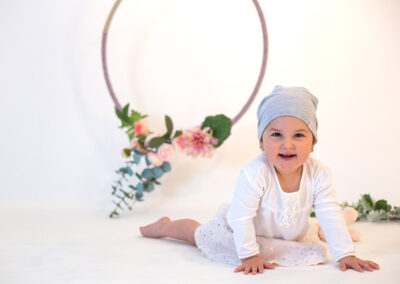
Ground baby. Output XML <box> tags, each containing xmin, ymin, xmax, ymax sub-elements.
<box><xmin>140</xmin><ymin>86</ymin><xmax>379</xmax><ymax>274</ymax></box>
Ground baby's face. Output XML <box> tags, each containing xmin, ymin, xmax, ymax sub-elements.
<box><xmin>260</xmin><ymin>116</ymin><xmax>315</xmax><ymax>177</ymax></box>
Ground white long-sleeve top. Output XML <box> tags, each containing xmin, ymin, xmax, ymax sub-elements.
<box><xmin>226</xmin><ymin>153</ymin><xmax>355</xmax><ymax>262</ymax></box>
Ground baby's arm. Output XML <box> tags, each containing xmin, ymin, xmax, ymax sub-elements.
<box><xmin>227</xmin><ymin>169</ymin><xmax>269</xmax><ymax>275</ymax></box>
<box><xmin>313</xmin><ymin>164</ymin><xmax>380</xmax><ymax>272</ymax></box>
<box><xmin>234</xmin><ymin>255</ymin><xmax>275</xmax><ymax>275</ymax></box>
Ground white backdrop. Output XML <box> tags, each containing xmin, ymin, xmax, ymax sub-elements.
<box><xmin>1</xmin><ymin>0</ymin><xmax>400</xmax><ymax>217</ymax></box>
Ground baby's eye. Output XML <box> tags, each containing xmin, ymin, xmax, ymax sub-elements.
<box><xmin>271</xmin><ymin>132</ymin><xmax>281</xmax><ymax>137</ymax></box>
<box><xmin>294</xmin><ymin>133</ymin><xmax>305</xmax><ymax>138</ymax></box>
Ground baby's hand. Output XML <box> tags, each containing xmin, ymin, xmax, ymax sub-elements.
<box><xmin>234</xmin><ymin>254</ymin><xmax>275</xmax><ymax>275</ymax></box>
<box><xmin>338</xmin><ymin>256</ymin><xmax>380</xmax><ymax>272</ymax></box>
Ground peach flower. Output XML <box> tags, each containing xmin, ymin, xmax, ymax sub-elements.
<box><xmin>134</xmin><ymin>119</ymin><xmax>149</xmax><ymax>136</ymax></box>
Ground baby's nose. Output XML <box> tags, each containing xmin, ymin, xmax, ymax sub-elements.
<box><xmin>282</xmin><ymin>139</ymin><xmax>294</xmax><ymax>149</ymax></box>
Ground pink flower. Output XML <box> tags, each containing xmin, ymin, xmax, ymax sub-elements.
<box><xmin>147</xmin><ymin>152</ymin><xmax>163</xmax><ymax>167</ymax></box>
<box><xmin>157</xmin><ymin>144</ymin><xmax>174</xmax><ymax>161</ymax></box>
<box><xmin>172</xmin><ymin>126</ymin><xmax>218</xmax><ymax>157</ymax></box>
<box><xmin>172</xmin><ymin>135</ymin><xmax>186</xmax><ymax>152</ymax></box>
<box><xmin>134</xmin><ymin>119</ymin><xmax>149</xmax><ymax>136</ymax></box>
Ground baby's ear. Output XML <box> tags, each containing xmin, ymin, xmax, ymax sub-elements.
<box><xmin>311</xmin><ymin>138</ymin><xmax>317</xmax><ymax>151</ymax></box>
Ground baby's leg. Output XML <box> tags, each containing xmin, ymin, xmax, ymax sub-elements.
<box><xmin>140</xmin><ymin>217</ymin><xmax>201</xmax><ymax>246</ymax></box>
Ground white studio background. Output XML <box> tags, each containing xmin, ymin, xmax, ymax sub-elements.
<box><xmin>0</xmin><ymin>0</ymin><xmax>399</xmax><ymax>217</ymax></box>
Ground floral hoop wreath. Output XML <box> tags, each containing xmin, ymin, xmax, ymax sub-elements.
<box><xmin>102</xmin><ymin>0</ymin><xmax>269</xmax><ymax>218</ymax></box>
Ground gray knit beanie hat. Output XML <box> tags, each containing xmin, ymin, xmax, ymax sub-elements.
<box><xmin>257</xmin><ymin>85</ymin><xmax>318</xmax><ymax>141</ymax></box>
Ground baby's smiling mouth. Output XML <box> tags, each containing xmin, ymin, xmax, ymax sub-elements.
<box><xmin>279</xmin><ymin>154</ymin><xmax>296</xmax><ymax>159</ymax></box>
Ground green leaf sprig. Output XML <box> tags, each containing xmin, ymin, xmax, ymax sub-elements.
<box><xmin>340</xmin><ymin>194</ymin><xmax>400</xmax><ymax>222</ymax></box>
<box><xmin>310</xmin><ymin>194</ymin><xmax>400</xmax><ymax>221</ymax></box>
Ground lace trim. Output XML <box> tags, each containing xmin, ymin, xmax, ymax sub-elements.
<box><xmin>279</xmin><ymin>196</ymin><xmax>298</xmax><ymax>228</ymax></box>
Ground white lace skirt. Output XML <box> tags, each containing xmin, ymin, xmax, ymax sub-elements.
<box><xmin>194</xmin><ymin>204</ymin><xmax>327</xmax><ymax>267</ymax></box>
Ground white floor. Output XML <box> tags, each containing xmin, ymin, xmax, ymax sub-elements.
<box><xmin>1</xmin><ymin>206</ymin><xmax>399</xmax><ymax>284</ymax></box>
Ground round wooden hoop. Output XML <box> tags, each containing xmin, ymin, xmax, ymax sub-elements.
<box><xmin>101</xmin><ymin>0</ymin><xmax>268</xmax><ymax>126</ymax></box>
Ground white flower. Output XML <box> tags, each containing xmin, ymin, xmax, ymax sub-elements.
<box><xmin>147</xmin><ymin>152</ymin><xmax>163</xmax><ymax>167</ymax></box>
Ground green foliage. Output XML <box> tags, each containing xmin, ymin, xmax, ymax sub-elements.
<box><xmin>374</xmin><ymin>200</ymin><xmax>391</xmax><ymax>212</ymax></box>
<box><xmin>164</xmin><ymin>115</ymin><xmax>173</xmax><ymax>139</ymax></box>
<box><xmin>115</xmin><ymin>105</ymin><xmax>130</xmax><ymax>127</ymax></box>
<box><xmin>339</xmin><ymin>194</ymin><xmax>400</xmax><ymax>222</ymax></box>
<box><xmin>173</xmin><ymin>130</ymin><xmax>183</xmax><ymax>138</ymax></box>
<box><xmin>115</xmin><ymin>104</ymin><xmax>147</xmax><ymax>140</ymax></box>
<box><xmin>149</xmin><ymin>137</ymin><xmax>168</xmax><ymax>148</ymax></box>
<box><xmin>310</xmin><ymin>194</ymin><xmax>400</xmax><ymax>222</ymax></box>
<box><xmin>122</xmin><ymin>148</ymin><xmax>131</xmax><ymax>157</ymax></box>
<box><xmin>201</xmin><ymin>114</ymin><xmax>231</xmax><ymax>147</ymax></box>
<box><xmin>359</xmin><ymin>194</ymin><xmax>374</xmax><ymax>213</ymax></box>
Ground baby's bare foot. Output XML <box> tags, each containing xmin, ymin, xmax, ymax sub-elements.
<box><xmin>140</xmin><ymin>217</ymin><xmax>171</xmax><ymax>238</ymax></box>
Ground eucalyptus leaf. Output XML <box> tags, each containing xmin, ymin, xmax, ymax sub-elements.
<box><xmin>112</xmin><ymin>200</ymin><xmax>123</xmax><ymax>209</ymax></box>
<box><xmin>133</xmin><ymin>153</ymin><xmax>141</xmax><ymax>164</ymax></box>
<box><xmin>367</xmin><ymin>210</ymin><xmax>387</xmax><ymax>222</ymax></box>
<box><xmin>153</xmin><ymin>168</ymin><xmax>164</xmax><ymax>179</ymax></box>
<box><xmin>161</xmin><ymin>162</ymin><xmax>171</xmax><ymax>172</ymax></box>
<box><xmin>126</xmin><ymin>167</ymin><xmax>133</xmax><ymax>176</ymax></box>
<box><xmin>135</xmin><ymin>191</ymin><xmax>143</xmax><ymax>200</ymax></box>
<box><xmin>118</xmin><ymin>167</ymin><xmax>128</xmax><ymax>174</ymax></box>
<box><xmin>134</xmin><ymin>147</ymin><xmax>145</xmax><ymax>156</ymax></box>
<box><xmin>145</xmin><ymin>155</ymin><xmax>151</xmax><ymax>166</ymax></box>
<box><xmin>142</xmin><ymin>168</ymin><xmax>153</xmax><ymax>179</ymax></box>
<box><xmin>136</xmin><ymin>183</ymin><xmax>144</xmax><ymax>193</ymax></box>
<box><xmin>109</xmin><ymin>211</ymin><xmax>119</xmax><ymax>218</ymax></box>
<box><xmin>144</xmin><ymin>182</ymin><xmax>155</xmax><ymax>192</ymax></box>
